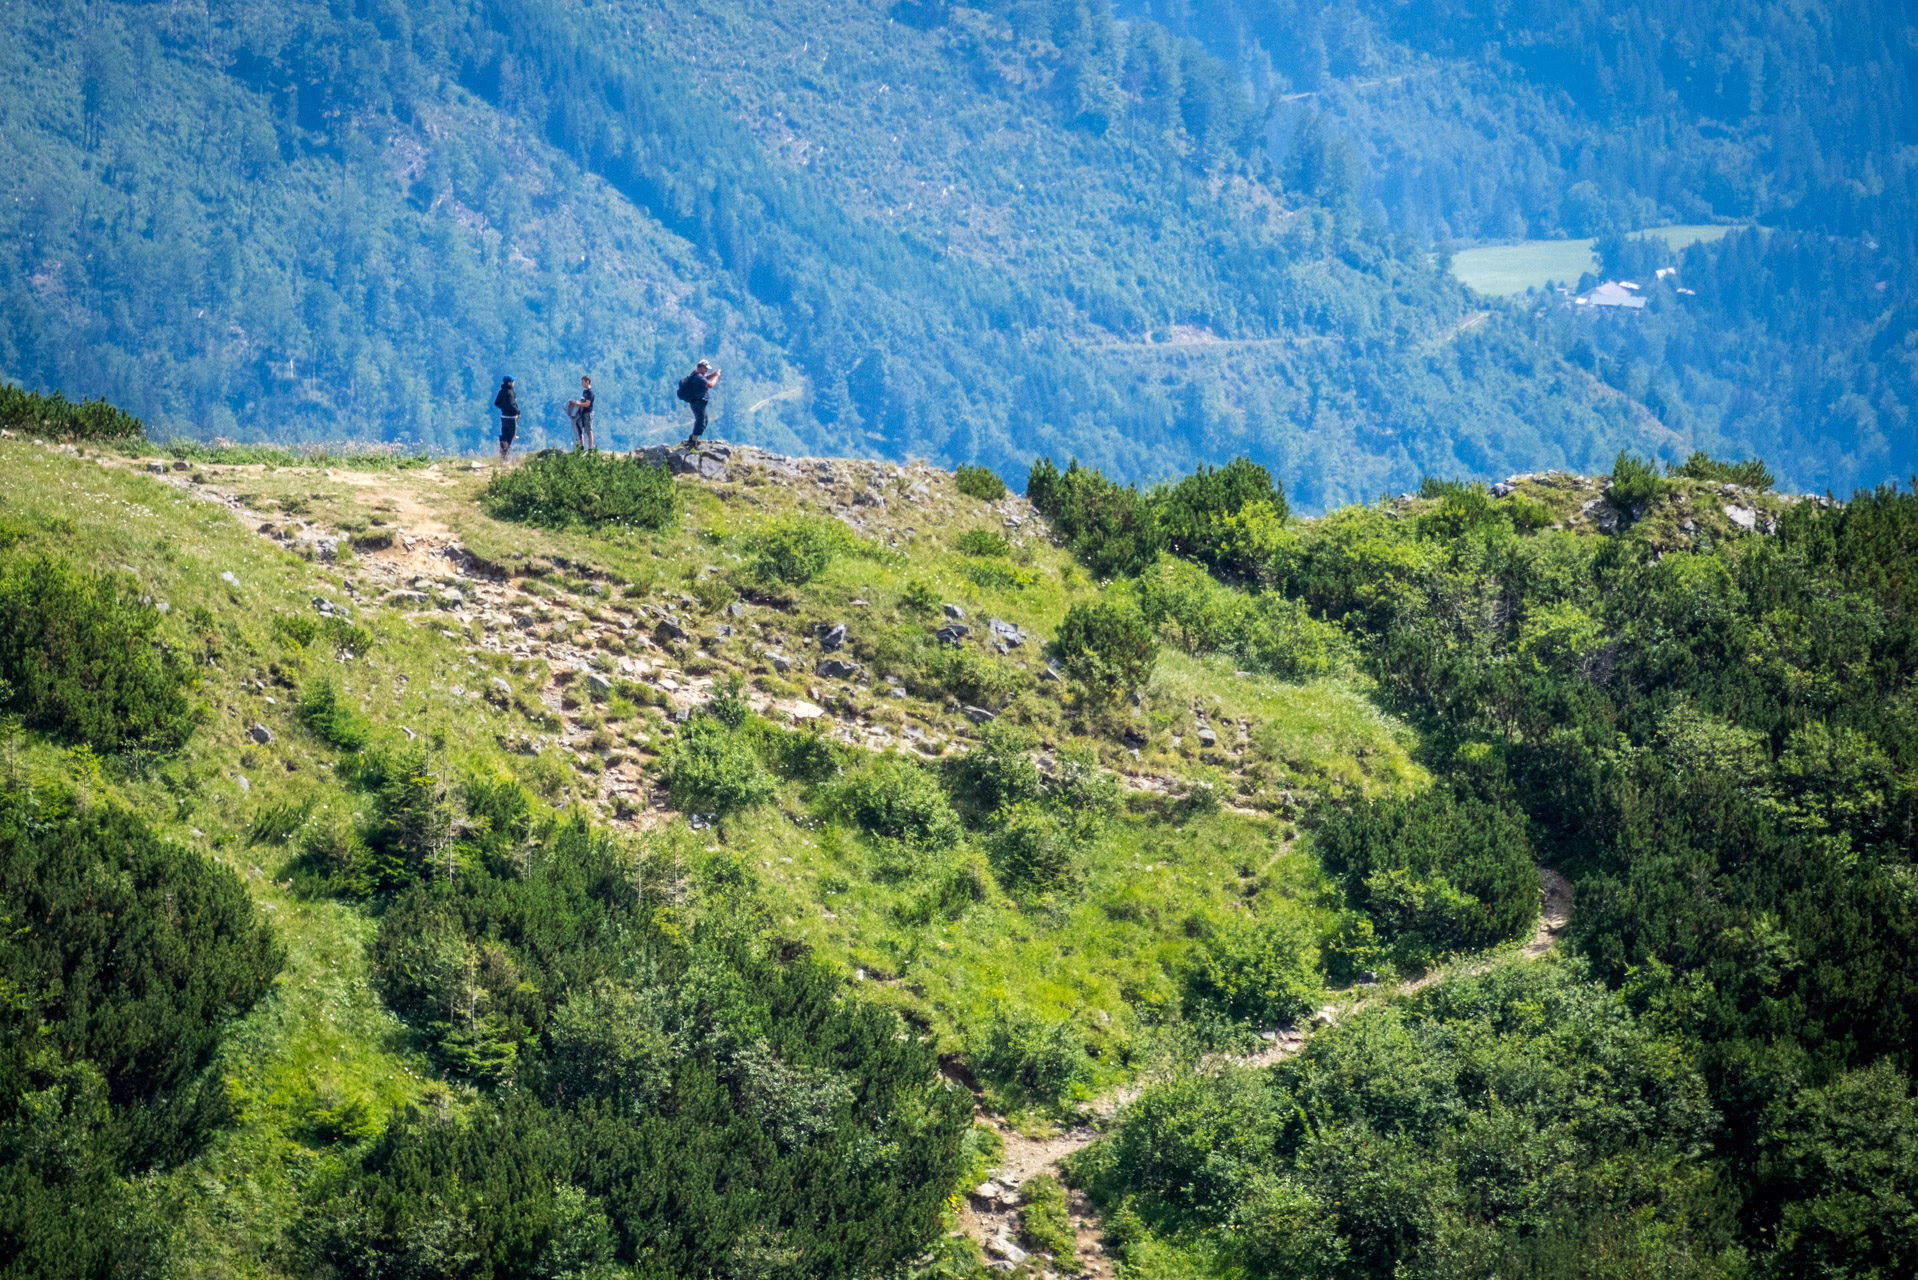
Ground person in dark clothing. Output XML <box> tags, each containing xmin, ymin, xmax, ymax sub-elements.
<box><xmin>494</xmin><ymin>376</ymin><xmax>520</xmax><ymax>460</ymax></box>
<box><xmin>567</xmin><ymin>375</ymin><xmax>596</xmax><ymax>451</ymax></box>
<box><xmin>676</xmin><ymin>360</ymin><xmax>720</xmax><ymax>447</ymax></box>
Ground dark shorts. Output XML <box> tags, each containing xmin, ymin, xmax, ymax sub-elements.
<box><xmin>500</xmin><ymin>416</ymin><xmax>518</xmax><ymax>444</ymax></box>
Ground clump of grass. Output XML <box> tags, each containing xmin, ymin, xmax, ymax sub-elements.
<box><xmin>160</xmin><ymin>438</ymin><xmax>434</xmax><ymax>469</ymax></box>
<box><xmin>956</xmin><ymin>528</ymin><xmax>1011</xmax><ymax>557</ymax></box>
<box><xmin>481</xmin><ymin>451</ymin><xmax>678</xmax><ymax>531</ymax></box>
<box><xmin>247</xmin><ymin>797</ymin><xmax>317</xmax><ymax>846</ymax></box>
<box><xmin>955</xmin><ymin>464</ymin><xmax>1007</xmax><ymax>501</ymax></box>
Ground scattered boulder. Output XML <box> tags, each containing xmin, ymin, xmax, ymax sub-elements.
<box><xmin>816</xmin><ymin>622</ymin><xmax>848</xmax><ymax>651</ymax></box>
<box><xmin>1723</xmin><ymin>504</ymin><xmax>1758</xmax><ymax>531</ymax></box>
<box><xmin>963</xmin><ymin>705</ymin><xmax>996</xmax><ymax>723</ymax></box>
<box><xmin>488</xmin><ymin>677</ymin><xmax>513</xmax><ymax>706</ymax></box>
<box><xmin>586</xmin><ymin>672</ymin><xmax>614</xmax><ymax>696</ymax></box>
<box><xmin>654</xmin><ymin>619</ymin><xmax>689</xmax><ymax>644</ymax></box>
<box><xmin>936</xmin><ymin>624</ymin><xmax>970</xmax><ymax>645</ymax></box>
<box><xmin>943</xmin><ymin>603</ymin><xmax>965</xmax><ymax>620</ymax></box>
<box><xmin>249</xmin><ymin>723</ymin><xmax>274</xmax><ymax>745</ymax></box>
<box><xmin>818</xmin><ymin>657</ymin><xmax>863</xmax><ymax>680</ymax></box>
<box><xmin>854</xmin><ymin>487</ymin><xmax>886</xmax><ymax>507</ymax></box>
<box><xmin>220</xmin><ymin>571</ymin><xmax>240</xmax><ymax>586</ymax></box>
<box><xmin>769</xmin><ymin>652</ymin><xmax>794</xmax><ymax>673</ymax></box>
<box><xmin>1197</xmin><ymin>726</ymin><xmax>1218</xmax><ymax>748</ymax></box>
<box><xmin>987</xmin><ymin>617</ymin><xmax>1025</xmax><ymax>646</ymax></box>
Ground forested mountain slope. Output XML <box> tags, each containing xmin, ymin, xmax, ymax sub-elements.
<box><xmin>1</xmin><ymin>0</ymin><xmax>1668</xmax><ymax>507</ymax></box>
<box><xmin>1142</xmin><ymin>0</ymin><xmax>1918</xmax><ymax>495</ymax></box>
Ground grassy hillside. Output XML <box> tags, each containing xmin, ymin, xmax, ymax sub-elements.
<box><xmin>5</xmin><ymin>403</ymin><xmax>1916</xmax><ymax>1278</ymax></box>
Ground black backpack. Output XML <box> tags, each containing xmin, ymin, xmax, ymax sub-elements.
<box><xmin>676</xmin><ymin>374</ymin><xmax>703</xmax><ymax>403</ymax></box>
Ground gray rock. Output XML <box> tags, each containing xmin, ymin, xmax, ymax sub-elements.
<box><xmin>488</xmin><ymin>677</ymin><xmax>514</xmax><ymax>705</ymax></box>
<box><xmin>817</xmin><ymin>622</ymin><xmax>848</xmax><ymax>650</ymax></box>
<box><xmin>1039</xmin><ymin>663</ymin><xmax>1062</xmax><ymax>682</ymax></box>
<box><xmin>818</xmin><ymin>657</ymin><xmax>863</xmax><ymax>680</ymax></box>
<box><xmin>314</xmin><ymin>537</ymin><xmax>339</xmax><ymax>561</ymax></box>
<box><xmin>935</xmin><ymin>624</ymin><xmax>970</xmax><ymax>645</ymax></box>
<box><xmin>854</xmin><ymin>487</ymin><xmax>886</xmax><ymax>507</ymax></box>
<box><xmin>988</xmin><ymin>617</ymin><xmax>1025</xmax><ymax>646</ymax></box>
<box><xmin>654</xmin><ymin>619</ymin><xmax>689</xmax><ymax>643</ymax></box>
<box><xmin>235</xmin><ymin>775</ymin><xmax>251</xmax><ymax>793</ymax></box>
<box><xmin>1489</xmin><ymin>481</ymin><xmax>1514</xmax><ymax>498</ymax></box>
<box><xmin>586</xmin><ymin>672</ymin><xmax>614</xmax><ymax>695</ymax></box>
<box><xmin>963</xmin><ymin>705</ymin><xmax>997</xmax><ymax>723</ymax></box>
<box><xmin>440</xmin><ymin>588</ymin><xmax>465</xmax><ymax>610</ymax></box>
<box><xmin>728</xmin><ymin>601</ymin><xmax>748</xmax><ymax>617</ymax></box>
<box><xmin>249</xmin><ymin>723</ymin><xmax>274</xmax><ymax>744</ymax></box>
<box><xmin>696</xmin><ymin>453</ymin><xmax>730</xmax><ymax>481</ymax></box>
<box><xmin>770</xmin><ymin>652</ymin><xmax>793</xmax><ymax>673</ymax></box>
<box><xmin>1723</xmin><ymin>504</ymin><xmax>1758</xmax><ymax>531</ymax></box>
<box><xmin>942</xmin><ymin>603</ymin><xmax>965</xmax><ymax>620</ymax></box>
<box><xmin>672</xmin><ymin>706</ymin><xmax>692</xmax><ymax>724</ymax></box>
<box><xmin>220</xmin><ymin>571</ymin><xmax>239</xmax><ymax>586</ymax></box>
<box><xmin>1197</xmin><ymin>727</ymin><xmax>1218</xmax><ymax>748</ymax></box>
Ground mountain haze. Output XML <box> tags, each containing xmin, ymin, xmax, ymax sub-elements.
<box><xmin>4</xmin><ymin>0</ymin><xmax>1671</xmax><ymax>507</ymax></box>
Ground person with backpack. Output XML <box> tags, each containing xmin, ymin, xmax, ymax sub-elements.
<box><xmin>677</xmin><ymin>360</ymin><xmax>720</xmax><ymax>447</ymax></box>
<box><xmin>567</xmin><ymin>375</ymin><xmax>596</xmax><ymax>451</ymax></box>
<box><xmin>494</xmin><ymin>376</ymin><xmax>519</xmax><ymax>460</ymax></box>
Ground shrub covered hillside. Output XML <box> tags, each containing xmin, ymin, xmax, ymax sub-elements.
<box><xmin>3</xmin><ymin>422</ymin><xmax>1916</xmax><ymax>1278</ymax></box>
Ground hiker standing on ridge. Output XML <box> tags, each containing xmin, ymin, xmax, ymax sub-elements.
<box><xmin>568</xmin><ymin>375</ymin><xmax>596</xmax><ymax>451</ymax></box>
<box><xmin>677</xmin><ymin>359</ymin><xmax>720</xmax><ymax>447</ymax></box>
<box><xmin>494</xmin><ymin>375</ymin><xmax>519</xmax><ymax>460</ymax></box>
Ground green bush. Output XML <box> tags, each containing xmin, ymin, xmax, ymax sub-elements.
<box><xmin>0</xmin><ymin>555</ymin><xmax>196</xmax><ymax>753</ymax></box>
<box><xmin>745</xmin><ymin>515</ymin><xmax>862</xmax><ymax>585</ymax></box>
<box><xmin>0</xmin><ymin>784</ymin><xmax>284</xmax><ymax>1169</ymax></box>
<box><xmin>922</xmin><ymin>643</ymin><xmax>1026</xmax><ymax>710</ymax></box>
<box><xmin>987</xmin><ymin>803</ymin><xmax>1089</xmax><ymax>898</ymax></box>
<box><xmin>827</xmin><ymin>755</ymin><xmax>962</xmax><ymax>847</ymax></box>
<box><xmin>1608</xmin><ymin>449</ymin><xmax>1664</xmax><ymax>511</ymax></box>
<box><xmin>955</xmin><ymin>464</ymin><xmax>1008</xmax><ymax>501</ymax></box>
<box><xmin>1314</xmin><ymin>786</ymin><xmax>1537</xmax><ymax>964</ymax></box>
<box><xmin>299</xmin><ymin>680</ymin><xmax>372</xmax><ymax>751</ymax></box>
<box><xmin>1052</xmin><ymin>600</ymin><xmax>1158</xmax><ymax>705</ymax></box>
<box><xmin>704</xmin><ymin>673</ymin><xmax>752</xmax><ymax>730</ymax></box>
<box><xmin>1672</xmin><ymin>450</ymin><xmax>1775</xmax><ymax>491</ymax></box>
<box><xmin>762</xmin><ymin>723</ymin><xmax>845</xmax><ymax>782</ymax></box>
<box><xmin>480</xmin><ymin>451</ymin><xmax>678</xmax><ymax>530</ymax></box>
<box><xmin>1153</xmin><ymin>457</ymin><xmax>1286</xmax><ymax>569</ymax></box>
<box><xmin>659</xmin><ymin>715</ymin><xmax>775</xmax><ymax>814</ymax></box>
<box><xmin>900</xmin><ymin>579</ymin><xmax>940</xmax><ymax>613</ymax></box>
<box><xmin>951</xmin><ymin>721</ymin><xmax>1043</xmax><ymax>819</ymax></box>
<box><xmin>0</xmin><ymin>384</ymin><xmax>144</xmax><ymax>441</ymax></box>
<box><xmin>1186</xmin><ymin>906</ymin><xmax>1324</xmax><ymax>1028</ymax></box>
<box><xmin>972</xmin><ymin>1004</ymin><xmax>1092</xmax><ymax>1112</ymax></box>
<box><xmin>1026</xmin><ymin>457</ymin><xmax>1164</xmax><ymax>579</ymax></box>
<box><xmin>1018</xmin><ymin>1172</ymin><xmax>1078</xmax><ymax>1263</ymax></box>
<box><xmin>956</xmin><ymin>528</ymin><xmax>1012</xmax><ymax>557</ymax></box>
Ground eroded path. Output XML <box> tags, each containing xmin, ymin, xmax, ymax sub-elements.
<box><xmin>958</xmin><ymin>867</ymin><xmax>1576</xmax><ymax>1274</ymax></box>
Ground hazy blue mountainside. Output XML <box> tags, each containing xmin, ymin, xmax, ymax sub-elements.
<box><xmin>2</xmin><ymin>0</ymin><xmax>1665</xmax><ymax>507</ymax></box>
<box><xmin>1141</xmin><ymin>0</ymin><xmax>1918</xmax><ymax>494</ymax></box>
